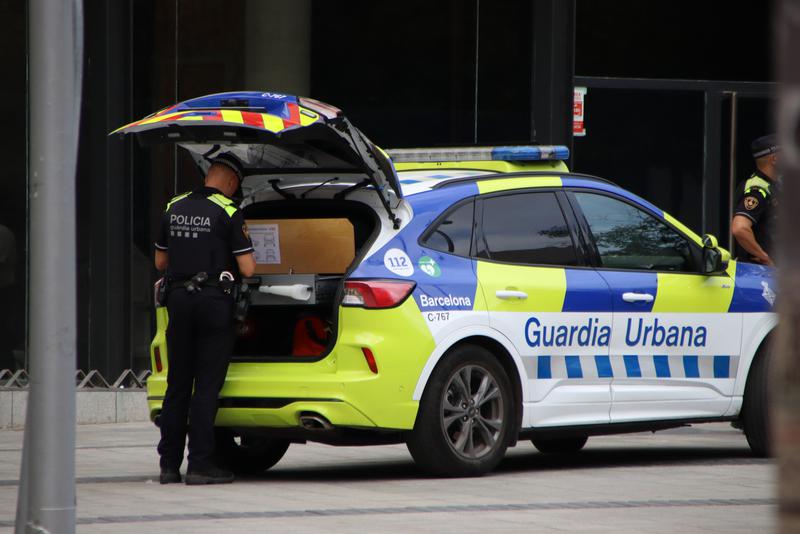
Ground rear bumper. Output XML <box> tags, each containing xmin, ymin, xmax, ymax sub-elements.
<box><xmin>147</xmin><ymin>300</ymin><xmax>435</xmax><ymax>431</ymax></box>
<box><xmin>147</xmin><ymin>365</ymin><xmax>421</xmax><ymax>430</ymax></box>
<box><xmin>147</xmin><ymin>391</ymin><xmax>378</xmax><ymax>428</ymax></box>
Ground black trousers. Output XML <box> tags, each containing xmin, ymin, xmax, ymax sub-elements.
<box><xmin>157</xmin><ymin>287</ymin><xmax>234</xmax><ymax>471</ymax></box>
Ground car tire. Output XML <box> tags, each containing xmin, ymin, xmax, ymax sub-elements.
<box><xmin>406</xmin><ymin>344</ymin><xmax>515</xmax><ymax>477</ymax></box>
<box><xmin>531</xmin><ymin>436</ymin><xmax>588</xmax><ymax>454</ymax></box>
<box><xmin>214</xmin><ymin>428</ymin><xmax>291</xmax><ymax>474</ymax></box>
<box><xmin>742</xmin><ymin>344</ymin><xmax>772</xmax><ymax>458</ymax></box>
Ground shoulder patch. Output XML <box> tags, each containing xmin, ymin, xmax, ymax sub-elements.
<box><xmin>743</xmin><ymin>195</ymin><xmax>760</xmax><ymax>210</ymax></box>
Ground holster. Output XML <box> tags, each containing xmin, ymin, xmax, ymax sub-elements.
<box><xmin>233</xmin><ymin>282</ymin><xmax>251</xmax><ymax>323</ymax></box>
<box><xmin>183</xmin><ymin>272</ymin><xmax>209</xmax><ymax>294</ymax></box>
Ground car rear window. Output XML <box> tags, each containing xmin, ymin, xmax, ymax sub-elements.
<box><xmin>478</xmin><ymin>192</ymin><xmax>578</xmax><ymax>266</ymax></box>
<box><xmin>421</xmin><ymin>199</ymin><xmax>475</xmax><ymax>257</ymax></box>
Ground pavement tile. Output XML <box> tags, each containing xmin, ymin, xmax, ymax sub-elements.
<box><xmin>0</xmin><ymin>392</ymin><xmax>11</xmax><ymax>429</ymax></box>
<box><xmin>0</xmin><ymin>422</ymin><xmax>776</xmax><ymax>532</ymax></box>
<box><xmin>9</xmin><ymin>391</ymin><xmax>25</xmax><ymax>428</ymax></box>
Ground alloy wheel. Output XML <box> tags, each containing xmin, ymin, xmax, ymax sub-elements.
<box><xmin>440</xmin><ymin>364</ymin><xmax>504</xmax><ymax>459</ymax></box>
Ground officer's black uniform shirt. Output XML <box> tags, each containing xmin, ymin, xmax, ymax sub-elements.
<box><xmin>733</xmin><ymin>169</ymin><xmax>779</xmax><ymax>259</ymax></box>
<box><xmin>155</xmin><ymin>186</ymin><xmax>254</xmax><ymax>279</ymax></box>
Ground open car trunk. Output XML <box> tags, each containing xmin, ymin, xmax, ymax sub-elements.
<box><xmin>110</xmin><ymin>92</ymin><xmax>403</xmax><ymax>360</ymax></box>
<box><xmin>233</xmin><ymin>198</ymin><xmax>379</xmax><ymax>360</ymax></box>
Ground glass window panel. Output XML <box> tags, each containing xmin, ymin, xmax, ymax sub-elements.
<box><xmin>479</xmin><ymin>192</ymin><xmax>578</xmax><ymax>266</ymax></box>
<box><xmin>574</xmin><ymin>192</ymin><xmax>694</xmax><ymax>272</ymax></box>
<box><xmin>422</xmin><ymin>200</ymin><xmax>475</xmax><ymax>257</ymax></box>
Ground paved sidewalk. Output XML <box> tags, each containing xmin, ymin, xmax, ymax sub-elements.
<box><xmin>0</xmin><ymin>422</ymin><xmax>774</xmax><ymax>533</ymax></box>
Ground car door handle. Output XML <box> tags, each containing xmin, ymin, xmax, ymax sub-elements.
<box><xmin>496</xmin><ymin>290</ymin><xmax>528</xmax><ymax>300</ymax></box>
<box><xmin>622</xmin><ymin>292</ymin><xmax>654</xmax><ymax>303</ymax></box>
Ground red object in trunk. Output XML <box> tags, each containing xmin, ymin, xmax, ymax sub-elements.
<box><xmin>292</xmin><ymin>315</ymin><xmax>330</xmax><ymax>357</ymax></box>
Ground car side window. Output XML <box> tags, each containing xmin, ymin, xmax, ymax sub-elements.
<box><xmin>573</xmin><ymin>192</ymin><xmax>695</xmax><ymax>272</ymax></box>
<box><xmin>478</xmin><ymin>192</ymin><xmax>578</xmax><ymax>266</ymax></box>
<box><xmin>421</xmin><ymin>199</ymin><xmax>475</xmax><ymax>257</ymax></box>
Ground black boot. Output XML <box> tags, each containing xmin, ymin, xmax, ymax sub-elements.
<box><xmin>185</xmin><ymin>465</ymin><xmax>234</xmax><ymax>485</ymax></box>
<box><xmin>159</xmin><ymin>468</ymin><xmax>182</xmax><ymax>484</ymax></box>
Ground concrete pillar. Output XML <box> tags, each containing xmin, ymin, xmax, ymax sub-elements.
<box><xmin>244</xmin><ymin>0</ymin><xmax>311</xmax><ymax>96</ymax></box>
<box><xmin>531</xmin><ymin>0</ymin><xmax>575</xmax><ymax>150</ymax></box>
<box><xmin>776</xmin><ymin>2</ymin><xmax>800</xmax><ymax>532</ymax></box>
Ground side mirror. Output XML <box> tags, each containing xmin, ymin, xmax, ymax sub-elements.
<box><xmin>702</xmin><ymin>234</ymin><xmax>729</xmax><ymax>274</ymax></box>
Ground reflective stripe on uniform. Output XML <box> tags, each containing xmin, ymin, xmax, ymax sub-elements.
<box><xmin>165</xmin><ymin>192</ymin><xmax>191</xmax><ymax>211</ymax></box>
<box><xmin>206</xmin><ymin>194</ymin><xmax>238</xmax><ymax>217</ymax></box>
<box><xmin>743</xmin><ymin>174</ymin><xmax>771</xmax><ymax>199</ymax></box>
<box><xmin>744</xmin><ymin>187</ymin><xmax>768</xmax><ymax>198</ymax></box>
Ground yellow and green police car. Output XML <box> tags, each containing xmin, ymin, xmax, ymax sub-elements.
<box><xmin>115</xmin><ymin>92</ymin><xmax>777</xmax><ymax>476</ymax></box>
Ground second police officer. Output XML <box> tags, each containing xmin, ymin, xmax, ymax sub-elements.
<box><xmin>154</xmin><ymin>153</ymin><xmax>256</xmax><ymax>485</ymax></box>
<box><xmin>732</xmin><ymin>134</ymin><xmax>781</xmax><ymax>267</ymax></box>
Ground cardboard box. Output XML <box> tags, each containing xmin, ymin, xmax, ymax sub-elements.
<box><xmin>246</xmin><ymin>218</ymin><xmax>355</xmax><ymax>274</ymax></box>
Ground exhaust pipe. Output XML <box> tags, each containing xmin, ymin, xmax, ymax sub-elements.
<box><xmin>299</xmin><ymin>413</ymin><xmax>334</xmax><ymax>431</ymax></box>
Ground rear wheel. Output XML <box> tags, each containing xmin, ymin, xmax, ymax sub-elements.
<box><xmin>742</xmin><ymin>344</ymin><xmax>772</xmax><ymax>457</ymax></box>
<box><xmin>407</xmin><ymin>345</ymin><xmax>514</xmax><ymax>477</ymax></box>
<box><xmin>214</xmin><ymin>428</ymin><xmax>291</xmax><ymax>474</ymax></box>
<box><xmin>531</xmin><ymin>436</ymin><xmax>588</xmax><ymax>454</ymax></box>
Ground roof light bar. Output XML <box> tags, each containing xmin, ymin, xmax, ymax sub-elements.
<box><xmin>386</xmin><ymin>145</ymin><xmax>569</xmax><ymax>163</ymax></box>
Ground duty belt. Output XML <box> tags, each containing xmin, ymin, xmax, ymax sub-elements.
<box><xmin>168</xmin><ymin>272</ymin><xmax>234</xmax><ymax>294</ymax></box>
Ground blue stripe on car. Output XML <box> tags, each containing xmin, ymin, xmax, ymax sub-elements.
<box><xmin>350</xmin><ymin>182</ymin><xmax>481</xmax><ymax>312</ymax></box>
<box><xmin>624</xmin><ymin>355</ymin><xmax>642</xmax><ymax>377</ymax></box>
<box><xmin>527</xmin><ymin>354</ymin><xmax>736</xmax><ymax>380</ymax></box>
<box><xmin>713</xmin><ymin>355</ymin><xmax>731</xmax><ymax>378</ymax></box>
<box><xmin>537</xmin><ymin>356</ymin><xmax>551</xmax><ymax>379</ymax></box>
<box><xmin>562</xmin><ymin>269</ymin><xmax>614</xmax><ymax>312</ymax></box>
<box><xmin>683</xmin><ymin>355</ymin><xmax>700</xmax><ymax>378</ymax></box>
<box><xmin>653</xmin><ymin>355</ymin><xmax>671</xmax><ymax>377</ymax></box>
<box><xmin>595</xmin><ymin>271</ymin><xmax>658</xmax><ymax>312</ymax></box>
<box><xmin>565</xmin><ymin>356</ymin><xmax>583</xmax><ymax>378</ymax></box>
<box><xmin>728</xmin><ymin>261</ymin><xmax>775</xmax><ymax>313</ymax></box>
<box><xmin>595</xmin><ymin>355</ymin><xmax>613</xmax><ymax>378</ymax></box>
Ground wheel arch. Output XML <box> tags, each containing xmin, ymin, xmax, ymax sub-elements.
<box><xmin>455</xmin><ymin>336</ymin><xmax>524</xmax><ymax>445</ymax></box>
<box><xmin>735</xmin><ymin>313</ymin><xmax>778</xmax><ymax>397</ymax></box>
<box><xmin>741</xmin><ymin>327</ymin><xmax>775</xmax><ymax>399</ymax></box>
<box><xmin>412</xmin><ymin>330</ymin><xmax>527</xmax><ymax>445</ymax></box>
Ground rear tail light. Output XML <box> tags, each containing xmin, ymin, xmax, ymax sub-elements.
<box><xmin>343</xmin><ymin>280</ymin><xmax>416</xmax><ymax>309</ymax></box>
<box><xmin>153</xmin><ymin>346</ymin><xmax>164</xmax><ymax>373</ymax></box>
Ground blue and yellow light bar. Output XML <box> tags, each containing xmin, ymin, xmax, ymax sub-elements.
<box><xmin>386</xmin><ymin>145</ymin><xmax>570</xmax><ymax>163</ymax></box>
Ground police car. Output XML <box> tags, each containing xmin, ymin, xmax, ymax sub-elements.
<box><xmin>114</xmin><ymin>92</ymin><xmax>777</xmax><ymax>476</ymax></box>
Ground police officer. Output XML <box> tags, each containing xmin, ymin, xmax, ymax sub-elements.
<box><xmin>732</xmin><ymin>134</ymin><xmax>781</xmax><ymax>266</ymax></box>
<box><xmin>154</xmin><ymin>153</ymin><xmax>256</xmax><ymax>485</ymax></box>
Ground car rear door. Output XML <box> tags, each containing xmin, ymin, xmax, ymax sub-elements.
<box><xmin>474</xmin><ymin>188</ymin><xmax>614</xmax><ymax>428</ymax></box>
<box><xmin>567</xmin><ymin>190</ymin><xmax>741</xmax><ymax>423</ymax></box>
<box><xmin>111</xmin><ymin>91</ymin><xmax>403</xmax><ymax>224</ymax></box>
